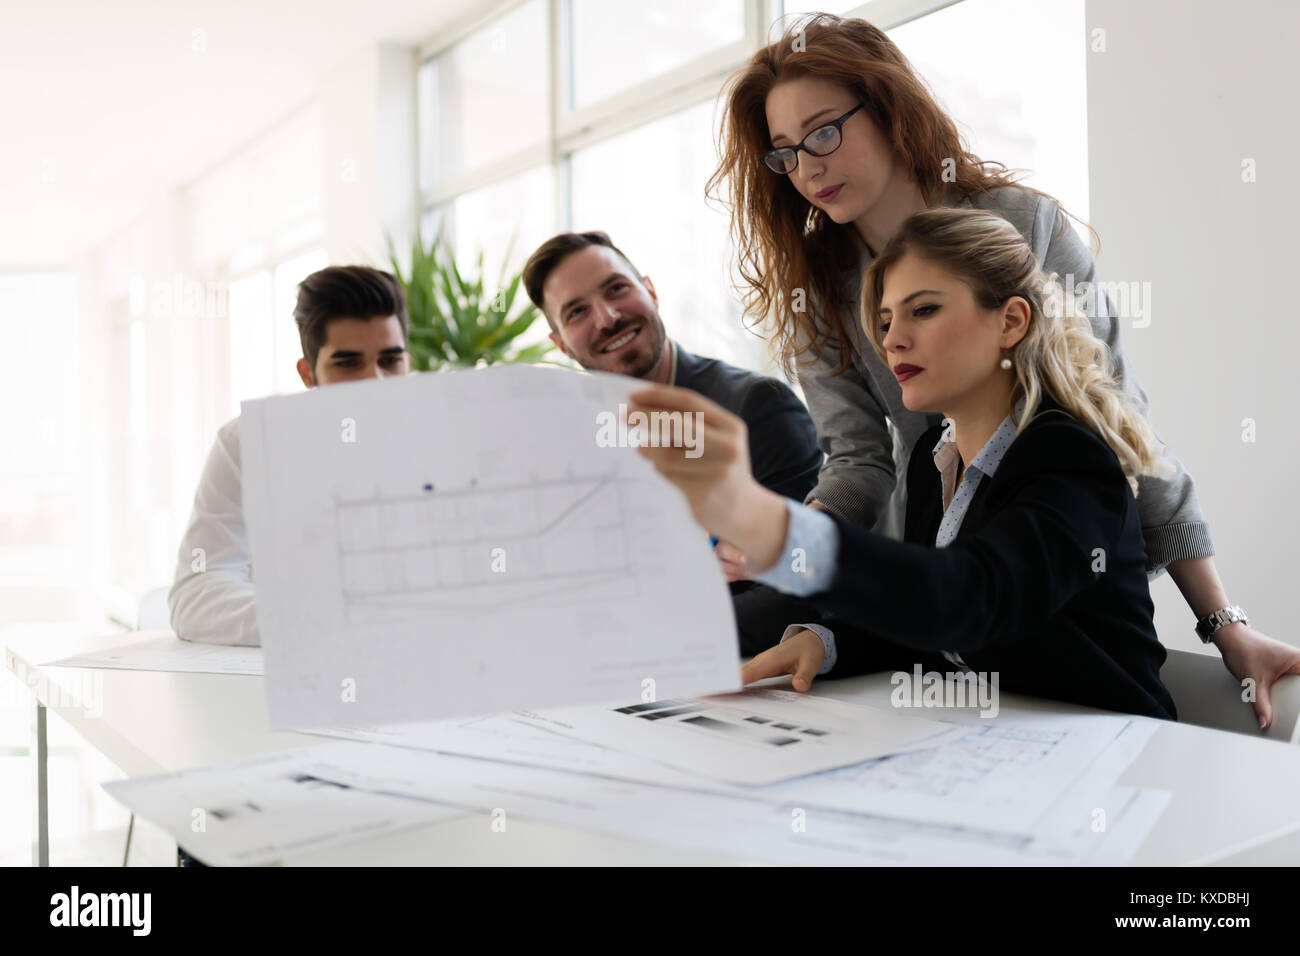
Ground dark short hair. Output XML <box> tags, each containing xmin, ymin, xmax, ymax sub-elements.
<box><xmin>522</xmin><ymin>231</ymin><xmax>642</xmax><ymax>329</ymax></box>
<box><xmin>293</xmin><ymin>265</ymin><xmax>409</xmax><ymax>369</ymax></box>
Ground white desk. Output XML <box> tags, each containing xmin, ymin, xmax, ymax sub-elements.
<box><xmin>8</xmin><ymin>630</ymin><xmax>1300</xmax><ymax>866</ymax></box>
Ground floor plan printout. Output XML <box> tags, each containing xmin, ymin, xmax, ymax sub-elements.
<box><xmin>754</xmin><ymin>709</ymin><xmax>1157</xmax><ymax>834</ymax></box>
<box><xmin>240</xmin><ymin>365</ymin><xmax>740</xmax><ymax>728</ymax></box>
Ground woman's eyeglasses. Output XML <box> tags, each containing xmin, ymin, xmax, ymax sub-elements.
<box><xmin>762</xmin><ymin>104</ymin><xmax>864</xmax><ymax>175</ymax></box>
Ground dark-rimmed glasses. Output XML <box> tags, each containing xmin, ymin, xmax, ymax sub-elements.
<box><xmin>762</xmin><ymin>104</ymin><xmax>864</xmax><ymax>174</ymax></box>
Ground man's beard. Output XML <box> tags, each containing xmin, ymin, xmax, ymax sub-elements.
<box><xmin>594</xmin><ymin>318</ymin><xmax>666</xmax><ymax>380</ymax></box>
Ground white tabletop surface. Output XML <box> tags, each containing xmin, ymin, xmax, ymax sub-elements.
<box><xmin>8</xmin><ymin>629</ymin><xmax>1300</xmax><ymax>866</ymax></box>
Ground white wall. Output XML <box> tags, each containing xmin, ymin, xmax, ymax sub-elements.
<box><xmin>320</xmin><ymin>43</ymin><xmax>419</xmax><ymax>267</ymax></box>
<box><xmin>1086</xmin><ymin>0</ymin><xmax>1300</xmax><ymax>652</ymax></box>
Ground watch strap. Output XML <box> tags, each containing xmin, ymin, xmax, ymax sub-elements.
<box><xmin>1195</xmin><ymin>605</ymin><xmax>1248</xmax><ymax>642</ymax></box>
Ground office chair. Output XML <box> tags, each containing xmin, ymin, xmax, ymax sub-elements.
<box><xmin>1162</xmin><ymin>647</ymin><xmax>1300</xmax><ymax>743</ymax></box>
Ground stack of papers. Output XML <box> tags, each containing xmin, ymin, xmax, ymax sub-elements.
<box><xmin>103</xmin><ymin>746</ymin><xmax>464</xmax><ymax>867</ymax></box>
<box><xmin>105</xmin><ymin>687</ymin><xmax>1167</xmax><ymax>866</ymax></box>
<box><xmin>308</xmin><ymin>688</ymin><xmax>967</xmax><ymax>785</ymax></box>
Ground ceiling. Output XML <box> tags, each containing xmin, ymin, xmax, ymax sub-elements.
<box><xmin>0</xmin><ymin>0</ymin><xmax>486</xmax><ymax>268</ymax></box>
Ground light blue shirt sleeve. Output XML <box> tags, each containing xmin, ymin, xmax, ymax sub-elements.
<box><xmin>748</xmin><ymin>499</ymin><xmax>840</xmax><ymax>677</ymax></box>
<box><xmin>752</xmin><ymin>499</ymin><xmax>840</xmax><ymax>596</ymax></box>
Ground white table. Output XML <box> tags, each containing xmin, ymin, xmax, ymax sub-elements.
<box><xmin>9</xmin><ymin>630</ymin><xmax>1300</xmax><ymax>866</ymax></box>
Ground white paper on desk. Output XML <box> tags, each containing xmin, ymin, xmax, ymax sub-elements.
<box><xmin>240</xmin><ymin>365</ymin><xmax>740</xmax><ymax>729</ymax></box>
<box><xmin>1028</xmin><ymin>785</ymin><xmax>1172</xmax><ymax>866</ymax></box>
<box><xmin>307</xmin><ymin>704</ymin><xmax>1164</xmax><ymax>855</ymax></box>
<box><xmin>302</xmin><ymin>739</ymin><xmax>1169</xmax><ymax>866</ymax></box>
<box><xmin>301</xmin><ymin>711</ymin><xmax>746</xmax><ymax>794</ymax></box>
<box><xmin>755</xmin><ymin>712</ymin><xmax>1148</xmax><ymax>834</ymax></box>
<box><xmin>102</xmin><ymin>744</ymin><xmax>465</xmax><ymax>866</ymax></box>
<box><xmin>1008</xmin><ymin>717</ymin><xmax>1163</xmax><ymax>853</ymax></box>
<box><xmin>504</xmin><ymin>688</ymin><xmax>967</xmax><ymax>785</ymax></box>
<box><xmin>49</xmin><ymin>634</ymin><xmax>264</xmax><ymax>676</ymax></box>
<box><xmin>295</xmin><ymin>739</ymin><xmax>996</xmax><ymax>865</ymax></box>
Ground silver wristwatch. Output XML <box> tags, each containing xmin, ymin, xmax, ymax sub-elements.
<box><xmin>1194</xmin><ymin>605</ymin><xmax>1248</xmax><ymax>643</ymax></box>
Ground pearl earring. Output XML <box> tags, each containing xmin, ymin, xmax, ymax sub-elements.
<box><xmin>1000</xmin><ymin>356</ymin><xmax>1013</xmax><ymax>370</ymax></box>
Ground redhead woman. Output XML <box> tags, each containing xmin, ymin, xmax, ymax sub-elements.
<box><xmin>707</xmin><ymin>13</ymin><xmax>1298</xmax><ymax>726</ymax></box>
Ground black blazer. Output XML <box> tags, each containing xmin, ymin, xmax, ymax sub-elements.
<box><xmin>808</xmin><ymin>401</ymin><xmax>1176</xmax><ymax>720</ymax></box>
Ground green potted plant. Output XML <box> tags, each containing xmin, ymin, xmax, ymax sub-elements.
<box><xmin>387</xmin><ymin>229</ymin><xmax>557</xmax><ymax>371</ymax></box>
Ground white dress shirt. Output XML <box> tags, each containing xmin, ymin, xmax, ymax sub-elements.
<box><xmin>167</xmin><ymin>417</ymin><xmax>261</xmax><ymax>646</ymax></box>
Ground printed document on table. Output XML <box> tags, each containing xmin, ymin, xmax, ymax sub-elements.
<box><xmin>405</xmin><ymin>696</ymin><xmax>1159</xmax><ymax>851</ymax></box>
<box><xmin>754</xmin><ymin>711</ymin><xmax>1156</xmax><ymax>833</ymax></box>
<box><xmin>49</xmin><ymin>633</ymin><xmax>264</xmax><ymax>676</ymax></box>
<box><xmin>302</xmin><ymin>711</ymin><xmax>745</xmax><ymax>794</ymax></box>
<box><xmin>240</xmin><ymin>365</ymin><xmax>739</xmax><ymax>728</ymax></box>
<box><xmin>505</xmin><ymin>688</ymin><xmax>968</xmax><ymax>785</ymax></box>
<box><xmin>305</xmin><ymin>696</ymin><xmax>1158</xmax><ymax>842</ymax></box>
<box><xmin>300</xmin><ymin>740</ymin><xmax>1169</xmax><ymax>866</ymax></box>
<box><xmin>1030</xmin><ymin>784</ymin><xmax>1172</xmax><ymax>866</ymax></box>
<box><xmin>102</xmin><ymin>745</ymin><xmax>465</xmax><ymax>866</ymax></box>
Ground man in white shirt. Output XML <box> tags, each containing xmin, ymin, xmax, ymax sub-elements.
<box><xmin>168</xmin><ymin>265</ymin><xmax>411</xmax><ymax>645</ymax></box>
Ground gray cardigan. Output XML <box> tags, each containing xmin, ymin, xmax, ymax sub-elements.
<box><xmin>798</xmin><ymin>185</ymin><xmax>1213</xmax><ymax>575</ymax></box>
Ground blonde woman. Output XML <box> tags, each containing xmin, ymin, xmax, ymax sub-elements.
<box><xmin>630</xmin><ymin>209</ymin><xmax>1188</xmax><ymax>717</ymax></box>
<box><xmin>707</xmin><ymin>13</ymin><xmax>1298</xmax><ymax>725</ymax></box>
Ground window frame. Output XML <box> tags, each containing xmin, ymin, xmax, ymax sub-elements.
<box><xmin>416</xmin><ymin>0</ymin><xmax>962</xmax><ymax>243</ymax></box>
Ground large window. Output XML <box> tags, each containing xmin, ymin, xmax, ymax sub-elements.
<box><xmin>451</xmin><ymin>166</ymin><xmax>556</xmax><ymax>292</ymax></box>
<box><xmin>228</xmin><ymin>248</ymin><xmax>328</xmax><ymax>418</ymax></box>
<box><xmin>783</xmin><ymin>0</ymin><xmax>881</xmax><ymax>17</ymax></box>
<box><xmin>568</xmin><ymin>0</ymin><xmax>746</xmax><ymax>109</ymax></box>
<box><xmin>185</xmin><ymin>104</ymin><xmax>326</xmax><ymax>420</ymax></box>
<box><xmin>570</xmin><ymin>101</ymin><xmax>763</xmax><ymax>371</ymax></box>
<box><xmin>228</xmin><ymin>272</ymin><xmax>274</xmax><ymax>415</ymax></box>
<box><xmin>421</xmin><ymin>0</ymin><xmax>549</xmax><ymax>195</ymax></box>
<box><xmin>0</xmin><ymin>273</ymin><xmax>80</xmax><ymax>623</ymax></box>
<box><xmin>891</xmin><ymin>0</ymin><xmax>1089</xmax><ymax>223</ymax></box>
<box><xmin>418</xmin><ymin>0</ymin><xmax>1089</xmax><ymax>375</ymax></box>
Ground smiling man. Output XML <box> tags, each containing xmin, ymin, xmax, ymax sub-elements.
<box><xmin>168</xmin><ymin>265</ymin><xmax>410</xmax><ymax>646</ymax></box>
<box><xmin>523</xmin><ymin>231</ymin><xmax>822</xmax><ymax>502</ymax></box>
<box><xmin>522</xmin><ymin>231</ymin><xmax>825</xmax><ymax>653</ymax></box>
